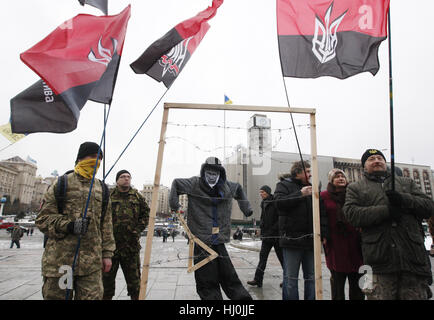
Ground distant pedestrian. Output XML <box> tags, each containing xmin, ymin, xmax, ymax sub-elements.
<box><xmin>321</xmin><ymin>169</ymin><xmax>364</xmax><ymax>300</ymax></box>
<box><xmin>162</xmin><ymin>229</ymin><xmax>168</xmax><ymax>242</ymax></box>
<box><xmin>247</xmin><ymin>185</ymin><xmax>284</xmax><ymax>288</ymax></box>
<box><xmin>233</xmin><ymin>227</ymin><xmax>243</xmax><ymax>241</ymax></box>
<box><xmin>10</xmin><ymin>224</ymin><xmax>23</xmax><ymax>248</ymax></box>
<box><xmin>30</xmin><ymin>227</ymin><xmax>34</xmax><ymax>236</ymax></box>
<box><xmin>344</xmin><ymin>149</ymin><xmax>434</xmax><ymax>300</ymax></box>
<box><xmin>171</xmin><ymin>229</ymin><xmax>176</xmax><ymax>242</ymax></box>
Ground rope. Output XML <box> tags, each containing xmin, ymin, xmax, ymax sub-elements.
<box><xmin>104</xmin><ymin>86</ymin><xmax>171</xmax><ymax>180</ymax></box>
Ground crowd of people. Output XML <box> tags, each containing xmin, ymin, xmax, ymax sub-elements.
<box><xmin>27</xmin><ymin>142</ymin><xmax>433</xmax><ymax>300</ymax></box>
<box><xmin>246</xmin><ymin>148</ymin><xmax>434</xmax><ymax>300</ymax></box>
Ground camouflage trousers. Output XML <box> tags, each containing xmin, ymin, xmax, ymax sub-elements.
<box><xmin>102</xmin><ymin>252</ymin><xmax>141</xmax><ymax>299</ymax></box>
<box><xmin>364</xmin><ymin>272</ymin><xmax>430</xmax><ymax>300</ymax></box>
<box><xmin>42</xmin><ymin>270</ymin><xmax>103</xmax><ymax>300</ymax></box>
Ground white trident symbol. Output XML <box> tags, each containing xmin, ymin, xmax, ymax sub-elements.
<box><xmin>159</xmin><ymin>36</ymin><xmax>193</xmax><ymax>77</ymax></box>
<box><xmin>312</xmin><ymin>2</ymin><xmax>347</xmax><ymax>64</ymax></box>
<box><xmin>88</xmin><ymin>36</ymin><xmax>118</xmax><ymax>66</ymax></box>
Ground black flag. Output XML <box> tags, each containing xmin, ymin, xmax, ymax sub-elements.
<box><xmin>78</xmin><ymin>0</ymin><xmax>108</xmax><ymax>15</ymax></box>
<box><xmin>11</xmin><ymin>80</ymin><xmax>78</xmax><ymax>134</ymax></box>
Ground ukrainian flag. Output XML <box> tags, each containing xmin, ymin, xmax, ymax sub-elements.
<box><xmin>0</xmin><ymin>123</ymin><xmax>26</xmax><ymax>143</ymax></box>
<box><xmin>224</xmin><ymin>95</ymin><xmax>233</xmax><ymax>105</ymax></box>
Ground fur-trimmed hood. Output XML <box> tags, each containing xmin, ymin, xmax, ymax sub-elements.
<box><xmin>278</xmin><ymin>172</ymin><xmax>291</xmax><ymax>181</ymax></box>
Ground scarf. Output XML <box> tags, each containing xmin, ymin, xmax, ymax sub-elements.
<box><xmin>364</xmin><ymin>170</ymin><xmax>389</xmax><ymax>183</ymax></box>
<box><xmin>327</xmin><ymin>182</ymin><xmax>348</xmax><ymax>235</ymax></box>
<box><xmin>74</xmin><ymin>158</ymin><xmax>101</xmax><ymax>179</ymax></box>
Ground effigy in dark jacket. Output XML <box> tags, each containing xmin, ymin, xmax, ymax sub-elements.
<box><xmin>169</xmin><ymin>157</ymin><xmax>253</xmax><ymax>245</ymax></box>
<box><xmin>343</xmin><ymin>172</ymin><xmax>434</xmax><ymax>277</ymax></box>
<box><xmin>274</xmin><ymin>173</ymin><xmax>329</xmax><ymax>249</ymax></box>
<box><xmin>259</xmin><ymin>194</ymin><xmax>280</xmax><ymax>243</ymax></box>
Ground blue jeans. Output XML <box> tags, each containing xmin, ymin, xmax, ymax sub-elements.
<box><xmin>282</xmin><ymin>248</ymin><xmax>315</xmax><ymax>300</ymax></box>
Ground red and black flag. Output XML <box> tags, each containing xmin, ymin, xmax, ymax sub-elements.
<box><xmin>78</xmin><ymin>0</ymin><xmax>108</xmax><ymax>15</ymax></box>
<box><xmin>277</xmin><ymin>0</ymin><xmax>389</xmax><ymax>79</ymax></box>
<box><xmin>131</xmin><ymin>0</ymin><xmax>223</xmax><ymax>88</ymax></box>
<box><xmin>11</xmin><ymin>80</ymin><xmax>77</xmax><ymax>134</ymax></box>
<box><xmin>11</xmin><ymin>5</ymin><xmax>130</xmax><ymax>134</ymax></box>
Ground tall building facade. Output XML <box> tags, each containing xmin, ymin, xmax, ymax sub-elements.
<box><xmin>0</xmin><ymin>157</ymin><xmax>37</xmax><ymax>206</ymax></box>
<box><xmin>140</xmin><ymin>184</ymin><xmax>170</xmax><ymax>216</ymax></box>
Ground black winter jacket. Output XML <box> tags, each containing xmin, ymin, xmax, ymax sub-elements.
<box><xmin>259</xmin><ymin>195</ymin><xmax>280</xmax><ymax>242</ymax></box>
<box><xmin>344</xmin><ymin>173</ymin><xmax>434</xmax><ymax>277</ymax></box>
<box><xmin>274</xmin><ymin>175</ymin><xmax>329</xmax><ymax>249</ymax></box>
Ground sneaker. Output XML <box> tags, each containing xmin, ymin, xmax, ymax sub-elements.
<box><xmin>247</xmin><ymin>280</ymin><xmax>262</xmax><ymax>288</ymax></box>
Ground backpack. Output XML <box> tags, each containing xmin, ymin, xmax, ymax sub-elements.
<box><xmin>55</xmin><ymin>170</ymin><xmax>110</xmax><ymax>225</ymax></box>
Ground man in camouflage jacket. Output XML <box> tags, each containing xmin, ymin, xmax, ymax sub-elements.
<box><xmin>10</xmin><ymin>224</ymin><xmax>24</xmax><ymax>248</ymax></box>
<box><xmin>36</xmin><ymin>142</ymin><xmax>115</xmax><ymax>300</ymax></box>
<box><xmin>102</xmin><ymin>170</ymin><xmax>149</xmax><ymax>300</ymax></box>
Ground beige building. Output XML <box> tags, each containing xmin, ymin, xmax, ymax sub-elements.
<box><xmin>140</xmin><ymin>184</ymin><xmax>170</xmax><ymax>216</ymax></box>
<box><xmin>0</xmin><ymin>164</ymin><xmax>18</xmax><ymax>198</ymax></box>
<box><xmin>178</xmin><ymin>194</ymin><xmax>188</xmax><ymax>212</ymax></box>
<box><xmin>0</xmin><ymin>157</ymin><xmax>37</xmax><ymax>206</ymax></box>
<box><xmin>31</xmin><ymin>176</ymin><xmax>51</xmax><ymax>210</ymax></box>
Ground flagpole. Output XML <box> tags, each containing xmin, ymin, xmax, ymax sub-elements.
<box><xmin>66</xmin><ymin>131</ymin><xmax>106</xmax><ymax>300</ymax></box>
<box><xmin>0</xmin><ymin>142</ymin><xmax>17</xmax><ymax>153</ymax></box>
<box><xmin>387</xmin><ymin>6</ymin><xmax>395</xmax><ymax>191</ymax></box>
<box><xmin>223</xmin><ymin>109</ymin><xmax>226</xmax><ymax>163</ymax></box>
<box><xmin>103</xmin><ymin>104</ymin><xmax>107</xmax><ymax>180</ymax></box>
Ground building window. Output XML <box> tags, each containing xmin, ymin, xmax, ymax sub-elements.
<box><xmin>423</xmin><ymin>170</ymin><xmax>432</xmax><ymax>197</ymax></box>
<box><xmin>413</xmin><ymin>169</ymin><xmax>422</xmax><ymax>189</ymax></box>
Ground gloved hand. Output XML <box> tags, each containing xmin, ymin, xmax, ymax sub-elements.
<box><xmin>385</xmin><ymin>190</ymin><xmax>404</xmax><ymax>207</ymax></box>
<box><xmin>388</xmin><ymin>205</ymin><xmax>403</xmax><ymax>222</ymax></box>
<box><xmin>67</xmin><ymin>217</ymin><xmax>91</xmax><ymax>235</ymax></box>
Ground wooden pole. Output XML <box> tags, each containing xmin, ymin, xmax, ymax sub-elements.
<box><xmin>138</xmin><ymin>106</ymin><xmax>170</xmax><ymax>300</ymax></box>
<box><xmin>309</xmin><ymin>113</ymin><xmax>323</xmax><ymax>300</ymax></box>
<box><xmin>165</xmin><ymin>102</ymin><xmax>315</xmax><ymax>115</ymax></box>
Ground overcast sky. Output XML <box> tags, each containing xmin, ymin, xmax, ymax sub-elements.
<box><xmin>1</xmin><ymin>0</ymin><xmax>433</xmax><ymax>188</ymax></box>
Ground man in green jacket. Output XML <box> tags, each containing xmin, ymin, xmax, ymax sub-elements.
<box><xmin>102</xmin><ymin>170</ymin><xmax>149</xmax><ymax>300</ymax></box>
<box><xmin>344</xmin><ymin>149</ymin><xmax>434</xmax><ymax>300</ymax></box>
<box><xmin>36</xmin><ymin>142</ymin><xmax>115</xmax><ymax>300</ymax></box>
<box><xmin>10</xmin><ymin>224</ymin><xmax>23</xmax><ymax>248</ymax></box>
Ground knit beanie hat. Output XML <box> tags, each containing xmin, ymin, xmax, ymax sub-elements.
<box><xmin>76</xmin><ymin>142</ymin><xmax>103</xmax><ymax>163</ymax></box>
<box><xmin>116</xmin><ymin>169</ymin><xmax>131</xmax><ymax>181</ymax></box>
<box><xmin>328</xmin><ymin>169</ymin><xmax>347</xmax><ymax>184</ymax></box>
<box><xmin>260</xmin><ymin>185</ymin><xmax>272</xmax><ymax>195</ymax></box>
<box><xmin>361</xmin><ymin>149</ymin><xmax>386</xmax><ymax>168</ymax></box>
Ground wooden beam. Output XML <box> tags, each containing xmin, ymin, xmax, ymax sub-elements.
<box><xmin>164</xmin><ymin>102</ymin><xmax>315</xmax><ymax>115</ymax></box>
<box><xmin>310</xmin><ymin>113</ymin><xmax>323</xmax><ymax>300</ymax></box>
<box><xmin>177</xmin><ymin>213</ymin><xmax>218</xmax><ymax>273</ymax></box>
<box><xmin>139</xmin><ymin>102</ymin><xmax>319</xmax><ymax>299</ymax></box>
<box><xmin>138</xmin><ymin>107</ymin><xmax>170</xmax><ymax>300</ymax></box>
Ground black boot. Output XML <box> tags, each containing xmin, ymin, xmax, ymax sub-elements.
<box><xmin>247</xmin><ymin>280</ymin><xmax>262</xmax><ymax>288</ymax></box>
